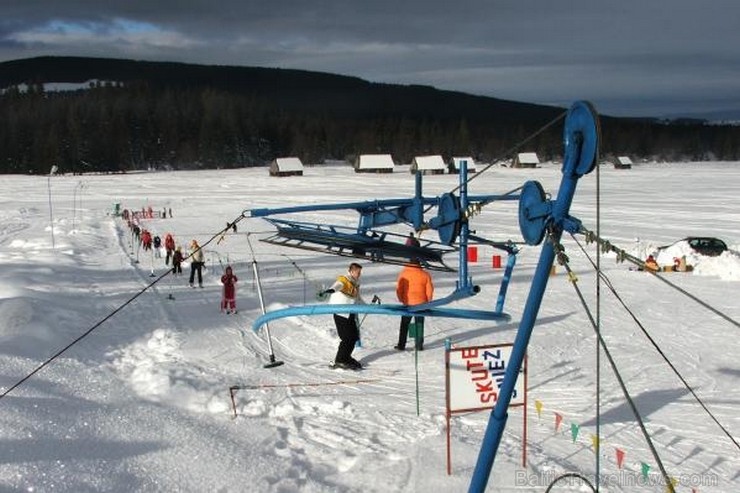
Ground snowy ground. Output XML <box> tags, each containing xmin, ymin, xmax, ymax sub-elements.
<box><xmin>0</xmin><ymin>162</ymin><xmax>739</xmax><ymax>492</ymax></box>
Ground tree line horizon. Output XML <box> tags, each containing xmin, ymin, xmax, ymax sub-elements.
<box><xmin>1</xmin><ymin>56</ymin><xmax>738</xmax><ymax>174</ymax></box>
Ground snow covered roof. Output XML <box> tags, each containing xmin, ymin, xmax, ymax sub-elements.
<box><xmin>272</xmin><ymin>157</ymin><xmax>304</xmax><ymax>171</ymax></box>
<box><xmin>450</xmin><ymin>156</ymin><xmax>476</xmax><ymax>171</ymax></box>
<box><xmin>412</xmin><ymin>155</ymin><xmax>446</xmax><ymax>170</ymax></box>
<box><xmin>617</xmin><ymin>156</ymin><xmax>633</xmax><ymax>165</ymax></box>
<box><xmin>356</xmin><ymin>154</ymin><xmax>395</xmax><ymax>169</ymax></box>
<box><xmin>516</xmin><ymin>152</ymin><xmax>539</xmax><ymax>164</ymax></box>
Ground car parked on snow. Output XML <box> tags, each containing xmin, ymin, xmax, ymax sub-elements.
<box><xmin>658</xmin><ymin>237</ymin><xmax>728</xmax><ymax>257</ymax></box>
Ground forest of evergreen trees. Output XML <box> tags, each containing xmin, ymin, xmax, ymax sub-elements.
<box><xmin>1</xmin><ymin>57</ymin><xmax>739</xmax><ymax>174</ymax></box>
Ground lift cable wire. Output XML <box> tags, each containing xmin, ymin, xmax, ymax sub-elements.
<box><xmin>570</xmin><ymin>234</ymin><xmax>740</xmax><ymax>453</ymax></box>
<box><xmin>0</xmin><ymin>215</ymin><xmax>247</xmax><ymax>402</ymax></box>
<box><xmin>449</xmin><ymin>110</ymin><xmax>567</xmax><ymax>195</ymax></box>
<box><xmin>594</xmin><ymin>152</ymin><xmax>602</xmax><ymax>491</ymax></box>
<box><xmin>550</xmin><ymin>235</ymin><xmax>676</xmax><ymax>493</ymax></box>
<box><xmin>580</xmin><ymin>229</ymin><xmax>740</xmax><ymax>330</ymax></box>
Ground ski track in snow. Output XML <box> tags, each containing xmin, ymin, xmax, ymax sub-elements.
<box><xmin>0</xmin><ymin>164</ymin><xmax>739</xmax><ymax>492</ymax></box>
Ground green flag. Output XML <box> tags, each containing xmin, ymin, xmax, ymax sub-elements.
<box><xmin>641</xmin><ymin>462</ymin><xmax>650</xmax><ymax>480</ymax></box>
<box><xmin>570</xmin><ymin>423</ymin><xmax>580</xmax><ymax>443</ymax></box>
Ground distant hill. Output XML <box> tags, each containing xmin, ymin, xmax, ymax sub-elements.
<box><xmin>0</xmin><ymin>56</ymin><xmax>569</xmax><ymax>122</ymax></box>
<box><xmin>0</xmin><ymin>56</ymin><xmax>738</xmax><ymax>174</ymax></box>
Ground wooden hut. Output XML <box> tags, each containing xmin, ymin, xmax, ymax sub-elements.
<box><xmin>269</xmin><ymin>157</ymin><xmax>304</xmax><ymax>177</ymax></box>
<box><xmin>449</xmin><ymin>156</ymin><xmax>477</xmax><ymax>174</ymax></box>
<box><xmin>354</xmin><ymin>154</ymin><xmax>395</xmax><ymax>173</ymax></box>
<box><xmin>512</xmin><ymin>152</ymin><xmax>539</xmax><ymax>168</ymax></box>
<box><xmin>614</xmin><ymin>156</ymin><xmax>633</xmax><ymax>169</ymax></box>
<box><xmin>411</xmin><ymin>155</ymin><xmax>446</xmax><ymax>175</ymax></box>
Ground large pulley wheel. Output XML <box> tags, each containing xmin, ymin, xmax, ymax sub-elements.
<box><xmin>437</xmin><ymin>192</ymin><xmax>462</xmax><ymax>245</ymax></box>
<box><xmin>518</xmin><ymin>180</ymin><xmax>548</xmax><ymax>246</ymax></box>
<box><xmin>563</xmin><ymin>101</ymin><xmax>600</xmax><ymax>176</ymax></box>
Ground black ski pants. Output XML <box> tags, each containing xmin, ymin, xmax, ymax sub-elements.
<box><xmin>189</xmin><ymin>261</ymin><xmax>203</xmax><ymax>285</ymax></box>
<box><xmin>333</xmin><ymin>314</ymin><xmax>359</xmax><ymax>363</ymax></box>
<box><xmin>398</xmin><ymin>315</ymin><xmax>425</xmax><ymax>350</ymax></box>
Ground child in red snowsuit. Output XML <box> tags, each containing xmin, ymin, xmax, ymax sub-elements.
<box><xmin>164</xmin><ymin>233</ymin><xmax>175</xmax><ymax>265</ymax></box>
<box><xmin>141</xmin><ymin>229</ymin><xmax>152</xmax><ymax>251</ymax></box>
<box><xmin>220</xmin><ymin>265</ymin><xmax>238</xmax><ymax>314</ymax></box>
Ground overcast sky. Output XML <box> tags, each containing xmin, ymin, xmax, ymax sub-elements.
<box><xmin>2</xmin><ymin>1</ymin><xmax>739</xmax><ymax>119</ymax></box>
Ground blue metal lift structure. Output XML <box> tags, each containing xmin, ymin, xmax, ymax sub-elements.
<box><xmin>245</xmin><ymin>101</ymin><xmax>600</xmax><ymax>490</ymax></box>
<box><xmin>248</xmin><ymin>160</ymin><xmax>522</xmax><ymax>326</ymax></box>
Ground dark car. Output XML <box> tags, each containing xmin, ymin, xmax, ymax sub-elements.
<box><xmin>658</xmin><ymin>237</ymin><xmax>728</xmax><ymax>257</ymax></box>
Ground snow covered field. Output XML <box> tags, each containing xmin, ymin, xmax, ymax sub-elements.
<box><xmin>0</xmin><ymin>161</ymin><xmax>739</xmax><ymax>492</ymax></box>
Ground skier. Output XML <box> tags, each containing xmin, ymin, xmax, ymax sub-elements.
<box><xmin>164</xmin><ymin>233</ymin><xmax>176</xmax><ymax>265</ymax></box>
<box><xmin>395</xmin><ymin>258</ymin><xmax>434</xmax><ymax>351</ymax></box>
<box><xmin>188</xmin><ymin>239</ymin><xmax>205</xmax><ymax>288</ymax></box>
<box><xmin>220</xmin><ymin>265</ymin><xmax>238</xmax><ymax>314</ymax></box>
<box><xmin>319</xmin><ymin>262</ymin><xmax>369</xmax><ymax>370</ymax></box>
<box><xmin>153</xmin><ymin>235</ymin><xmax>162</xmax><ymax>258</ymax></box>
<box><xmin>141</xmin><ymin>229</ymin><xmax>152</xmax><ymax>251</ymax></box>
<box><xmin>172</xmin><ymin>246</ymin><xmax>183</xmax><ymax>275</ymax></box>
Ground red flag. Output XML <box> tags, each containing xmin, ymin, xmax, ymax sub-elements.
<box><xmin>615</xmin><ymin>448</ymin><xmax>625</xmax><ymax>469</ymax></box>
<box><xmin>554</xmin><ymin>412</ymin><xmax>563</xmax><ymax>433</ymax></box>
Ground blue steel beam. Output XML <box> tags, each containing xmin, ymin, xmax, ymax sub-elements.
<box><xmin>468</xmin><ymin>101</ymin><xmax>599</xmax><ymax>492</ymax></box>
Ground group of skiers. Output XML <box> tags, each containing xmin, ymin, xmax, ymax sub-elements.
<box><xmin>125</xmin><ymin>210</ymin><xmax>436</xmax><ymax>366</ymax></box>
<box><xmin>122</xmin><ymin>206</ymin><xmax>173</xmax><ymax>221</ymax></box>
<box><xmin>122</xmin><ymin>208</ymin><xmax>239</xmax><ymax>313</ymax></box>
<box><xmin>320</xmin><ymin>232</ymin><xmax>434</xmax><ymax>370</ymax></box>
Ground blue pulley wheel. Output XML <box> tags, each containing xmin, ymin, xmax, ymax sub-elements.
<box><xmin>437</xmin><ymin>193</ymin><xmax>461</xmax><ymax>245</ymax></box>
<box><xmin>518</xmin><ymin>180</ymin><xmax>548</xmax><ymax>246</ymax></box>
<box><xmin>563</xmin><ymin>101</ymin><xmax>600</xmax><ymax>176</ymax></box>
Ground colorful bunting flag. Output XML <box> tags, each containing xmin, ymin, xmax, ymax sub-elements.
<box><xmin>590</xmin><ymin>434</ymin><xmax>600</xmax><ymax>453</ymax></box>
<box><xmin>641</xmin><ymin>462</ymin><xmax>650</xmax><ymax>480</ymax></box>
<box><xmin>570</xmin><ymin>423</ymin><xmax>580</xmax><ymax>443</ymax></box>
<box><xmin>554</xmin><ymin>412</ymin><xmax>563</xmax><ymax>433</ymax></box>
<box><xmin>666</xmin><ymin>477</ymin><xmax>678</xmax><ymax>493</ymax></box>
<box><xmin>615</xmin><ymin>448</ymin><xmax>625</xmax><ymax>469</ymax></box>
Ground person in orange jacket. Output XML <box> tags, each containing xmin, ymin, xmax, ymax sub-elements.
<box><xmin>644</xmin><ymin>254</ymin><xmax>659</xmax><ymax>272</ymax></box>
<box><xmin>395</xmin><ymin>258</ymin><xmax>434</xmax><ymax>351</ymax></box>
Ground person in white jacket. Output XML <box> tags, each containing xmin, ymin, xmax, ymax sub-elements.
<box><xmin>188</xmin><ymin>239</ymin><xmax>205</xmax><ymax>287</ymax></box>
<box><xmin>321</xmin><ymin>262</ymin><xmax>366</xmax><ymax>369</ymax></box>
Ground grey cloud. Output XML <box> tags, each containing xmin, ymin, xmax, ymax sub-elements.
<box><xmin>2</xmin><ymin>0</ymin><xmax>740</xmax><ymax>118</ymax></box>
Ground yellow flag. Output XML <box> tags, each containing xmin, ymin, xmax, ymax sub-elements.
<box><xmin>590</xmin><ymin>434</ymin><xmax>600</xmax><ymax>452</ymax></box>
<box><xmin>535</xmin><ymin>400</ymin><xmax>543</xmax><ymax>418</ymax></box>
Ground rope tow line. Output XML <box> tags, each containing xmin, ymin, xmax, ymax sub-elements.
<box><xmin>0</xmin><ymin>215</ymin><xmax>246</xmax><ymax>401</ymax></box>
<box><xmin>579</xmin><ymin>228</ymin><xmax>740</xmax><ymax>330</ymax></box>
<box><xmin>449</xmin><ymin>110</ymin><xmax>567</xmax><ymax>195</ymax></box>
<box><xmin>549</xmin><ymin>230</ymin><xmax>676</xmax><ymax>493</ymax></box>
<box><xmin>568</xmin><ymin>233</ymin><xmax>740</xmax><ymax>454</ymax></box>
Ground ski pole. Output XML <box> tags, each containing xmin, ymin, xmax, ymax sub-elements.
<box><xmin>356</xmin><ymin>295</ymin><xmax>381</xmax><ymax>348</ymax></box>
<box><xmin>251</xmin><ymin>259</ymin><xmax>284</xmax><ymax>368</ymax></box>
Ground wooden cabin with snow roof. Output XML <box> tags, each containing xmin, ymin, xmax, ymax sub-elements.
<box><xmin>449</xmin><ymin>156</ymin><xmax>477</xmax><ymax>174</ymax></box>
<box><xmin>269</xmin><ymin>157</ymin><xmax>304</xmax><ymax>177</ymax></box>
<box><xmin>613</xmin><ymin>156</ymin><xmax>633</xmax><ymax>169</ymax></box>
<box><xmin>512</xmin><ymin>152</ymin><xmax>540</xmax><ymax>168</ymax></box>
<box><xmin>410</xmin><ymin>155</ymin><xmax>446</xmax><ymax>175</ymax></box>
<box><xmin>354</xmin><ymin>154</ymin><xmax>395</xmax><ymax>173</ymax></box>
